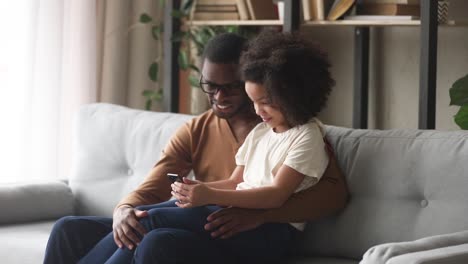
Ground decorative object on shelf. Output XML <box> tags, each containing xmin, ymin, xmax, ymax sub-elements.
<box><xmin>437</xmin><ymin>0</ymin><xmax>449</xmax><ymax>24</ymax></box>
<box><xmin>449</xmin><ymin>74</ymin><xmax>468</xmax><ymax>129</ymax></box>
<box><xmin>326</xmin><ymin>0</ymin><xmax>356</xmax><ymax>21</ymax></box>
<box><xmin>237</xmin><ymin>0</ymin><xmax>250</xmax><ymax>20</ymax></box>
<box><xmin>356</xmin><ymin>3</ymin><xmax>420</xmax><ymax>16</ymax></box>
<box><xmin>302</xmin><ymin>0</ymin><xmax>325</xmax><ymax>21</ymax></box>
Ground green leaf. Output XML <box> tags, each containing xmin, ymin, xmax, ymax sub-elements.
<box><xmin>151</xmin><ymin>90</ymin><xmax>163</xmax><ymax>101</ymax></box>
<box><xmin>148</xmin><ymin>62</ymin><xmax>158</xmax><ymax>82</ymax></box>
<box><xmin>188</xmin><ymin>75</ymin><xmax>200</xmax><ymax>88</ymax></box>
<box><xmin>171</xmin><ymin>10</ymin><xmax>186</xmax><ymax>19</ymax></box>
<box><xmin>178</xmin><ymin>51</ymin><xmax>189</xmax><ymax>70</ymax></box>
<box><xmin>454</xmin><ymin>105</ymin><xmax>468</xmax><ymax>129</ymax></box>
<box><xmin>226</xmin><ymin>26</ymin><xmax>239</xmax><ymax>33</ymax></box>
<box><xmin>182</xmin><ymin>0</ymin><xmax>195</xmax><ymax>12</ymax></box>
<box><xmin>145</xmin><ymin>99</ymin><xmax>152</xmax><ymax>110</ymax></box>
<box><xmin>139</xmin><ymin>13</ymin><xmax>152</xmax><ymax>23</ymax></box>
<box><xmin>449</xmin><ymin>74</ymin><xmax>468</xmax><ymax>106</ymax></box>
<box><xmin>188</xmin><ymin>64</ymin><xmax>199</xmax><ymax>73</ymax></box>
<box><xmin>171</xmin><ymin>31</ymin><xmax>187</xmax><ymax>42</ymax></box>
<box><xmin>152</xmin><ymin>25</ymin><xmax>160</xmax><ymax>40</ymax></box>
<box><xmin>142</xmin><ymin>90</ymin><xmax>154</xmax><ymax>97</ymax></box>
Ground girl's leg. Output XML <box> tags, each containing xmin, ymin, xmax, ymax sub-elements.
<box><xmin>139</xmin><ymin>205</ymin><xmax>221</xmax><ymax>236</ymax></box>
<box><xmin>135</xmin><ymin>199</ymin><xmax>177</xmax><ymax>211</ymax></box>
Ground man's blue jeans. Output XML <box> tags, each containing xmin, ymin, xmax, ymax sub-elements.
<box><xmin>44</xmin><ymin>200</ymin><xmax>298</xmax><ymax>263</ymax></box>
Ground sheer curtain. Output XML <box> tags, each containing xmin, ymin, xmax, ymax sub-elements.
<box><xmin>0</xmin><ymin>0</ymin><xmax>97</xmax><ymax>183</ymax></box>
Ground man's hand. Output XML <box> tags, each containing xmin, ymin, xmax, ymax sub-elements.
<box><xmin>112</xmin><ymin>205</ymin><xmax>148</xmax><ymax>250</ymax></box>
<box><xmin>205</xmin><ymin>207</ymin><xmax>265</xmax><ymax>239</ymax></box>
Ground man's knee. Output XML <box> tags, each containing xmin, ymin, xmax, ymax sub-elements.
<box><xmin>134</xmin><ymin>228</ymin><xmax>178</xmax><ymax>262</ymax></box>
<box><xmin>52</xmin><ymin>216</ymin><xmax>82</xmax><ymax>235</ymax></box>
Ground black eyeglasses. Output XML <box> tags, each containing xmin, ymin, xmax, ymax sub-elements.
<box><xmin>199</xmin><ymin>75</ymin><xmax>244</xmax><ymax>95</ymax></box>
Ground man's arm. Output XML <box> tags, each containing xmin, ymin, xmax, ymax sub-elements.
<box><xmin>205</xmin><ymin>153</ymin><xmax>349</xmax><ymax>238</ymax></box>
<box><xmin>112</xmin><ymin>121</ymin><xmax>194</xmax><ymax>248</ymax></box>
<box><xmin>262</xmin><ymin>154</ymin><xmax>348</xmax><ymax>222</ymax></box>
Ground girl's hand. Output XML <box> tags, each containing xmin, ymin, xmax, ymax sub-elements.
<box><xmin>171</xmin><ymin>178</ymin><xmax>213</xmax><ymax>208</ymax></box>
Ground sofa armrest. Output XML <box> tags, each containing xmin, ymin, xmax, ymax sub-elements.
<box><xmin>387</xmin><ymin>243</ymin><xmax>468</xmax><ymax>264</ymax></box>
<box><xmin>0</xmin><ymin>181</ymin><xmax>75</xmax><ymax>225</ymax></box>
<box><xmin>360</xmin><ymin>230</ymin><xmax>468</xmax><ymax>264</ymax></box>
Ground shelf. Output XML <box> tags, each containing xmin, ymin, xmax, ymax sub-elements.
<box><xmin>302</xmin><ymin>20</ymin><xmax>466</xmax><ymax>27</ymax></box>
<box><xmin>187</xmin><ymin>20</ymin><xmax>283</xmax><ymax>26</ymax></box>
<box><xmin>303</xmin><ymin>20</ymin><xmax>420</xmax><ymax>27</ymax></box>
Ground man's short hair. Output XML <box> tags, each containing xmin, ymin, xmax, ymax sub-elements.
<box><xmin>203</xmin><ymin>33</ymin><xmax>247</xmax><ymax>64</ymax></box>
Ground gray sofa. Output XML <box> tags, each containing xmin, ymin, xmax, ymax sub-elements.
<box><xmin>1</xmin><ymin>103</ymin><xmax>468</xmax><ymax>264</ymax></box>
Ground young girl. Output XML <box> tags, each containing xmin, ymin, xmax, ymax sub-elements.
<box><xmin>88</xmin><ymin>30</ymin><xmax>335</xmax><ymax>264</ymax></box>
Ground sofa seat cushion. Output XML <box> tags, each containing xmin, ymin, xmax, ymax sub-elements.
<box><xmin>0</xmin><ymin>221</ymin><xmax>56</xmax><ymax>264</ymax></box>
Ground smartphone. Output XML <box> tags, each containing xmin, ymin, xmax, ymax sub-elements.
<box><xmin>167</xmin><ymin>173</ymin><xmax>183</xmax><ymax>183</ymax></box>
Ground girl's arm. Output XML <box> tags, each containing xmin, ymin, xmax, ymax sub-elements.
<box><xmin>174</xmin><ymin>165</ymin><xmax>305</xmax><ymax>209</ymax></box>
<box><xmin>200</xmin><ymin>166</ymin><xmax>244</xmax><ymax>190</ymax></box>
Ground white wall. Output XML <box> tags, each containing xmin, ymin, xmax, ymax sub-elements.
<box><xmin>303</xmin><ymin>0</ymin><xmax>468</xmax><ymax>130</ymax></box>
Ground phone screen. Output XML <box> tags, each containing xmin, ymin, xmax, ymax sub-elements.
<box><xmin>167</xmin><ymin>173</ymin><xmax>182</xmax><ymax>183</ymax></box>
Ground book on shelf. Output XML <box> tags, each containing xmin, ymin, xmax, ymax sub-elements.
<box><xmin>343</xmin><ymin>15</ymin><xmax>419</xmax><ymax>20</ymax></box>
<box><xmin>195</xmin><ymin>5</ymin><xmax>238</xmax><ymax>12</ymax></box>
<box><xmin>192</xmin><ymin>12</ymin><xmax>240</xmax><ymax>20</ymax></box>
<box><xmin>359</xmin><ymin>0</ymin><xmax>419</xmax><ymax>4</ymax></box>
<box><xmin>236</xmin><ymin>0</ymin><xmax>250</xmax><ymax>20</ymax></box>
<box><xmin>357</xmin><ymin>3</ymin><xmax>420</xmax><ymax>16</ymax></box>
<box><xmin>327</xmin><ymin>0</ymin><xmax>356</xmax><ymax>21</ymax></box>
<box><xmin>196</xmin><ymin>0</ymin><xmax>237</xmax><ymax>5</ymax></box>
<box><xmin>302</xmin><ymin>0</ymin><xmax>325</xmax><ymax>21</ymax></box>
<box><xmin>191</xmin><ymin>0</ymin><xmax>240</xmax><ymax>20</ymax></box>
<box><xmin>246</xmin><ymin>0</ymin><xmax>278</xmax><ymax>20</ymax></box>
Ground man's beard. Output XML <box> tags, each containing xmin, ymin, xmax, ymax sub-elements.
<box><xmin>210</xmin><ymin>98</ymin><xmax>252</xmax><ymax>119</ymax></box>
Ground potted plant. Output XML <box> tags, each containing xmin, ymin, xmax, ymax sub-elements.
<box><xmin>172</xmin><ymin>2</ymin><xmax>256</xmax><ymax>114</ymax></box>
<box><xmin>449</xmin><ymin>74</ymin><xmax>468</xmax><ymax>129</ymax></box>
<box><xmin>139</xmin><ymin>0</ymin><xmax>256</xmax><ymax>113</ymax></box>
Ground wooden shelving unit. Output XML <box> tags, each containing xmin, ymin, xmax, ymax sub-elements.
<box><xmin>163</xmin><ymin>0</ymin><xmax>452</xmax><ymax>129</ymax></box>
<box><xmin>187</xmin><ymin>20</ymin><xmax>283</xmax><ymax>26</ymax></box>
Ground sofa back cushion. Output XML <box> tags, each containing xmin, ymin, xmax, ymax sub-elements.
<box><xmin>301</xmin><ymin>126</ymin><xmax>468</xmax><ymax>259</ymax></box>
<box><xmin>69</xmin><ymin>103</ymin><xmax>194</xmax><ymax>216</ymax></box>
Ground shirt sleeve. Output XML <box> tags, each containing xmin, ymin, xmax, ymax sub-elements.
<box><xmin>116</xmin><ymin>121</ymin><xmax>193</xmax><ymax>208</ymax></box>
<box><xmin>283</xmin><ymin>123</ymin><xmax>329</xmax><ymax>184</ymax></box>
<box><xmin>235</xmin><ymin>124</ymin><xmax>258</xmax><ymax>166</ymax></box>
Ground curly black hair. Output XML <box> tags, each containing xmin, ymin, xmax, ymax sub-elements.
<box><xmin>203</xmin><ymin>33</ymin><xmax>247</xmax><ymax>64</ymax></box>
<box><xmin>240</xmin><ymin>30</ymin><xmax>335</xmax><ymax>127</ymax></box>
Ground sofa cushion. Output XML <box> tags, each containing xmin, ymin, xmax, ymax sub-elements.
<box><xmin>69</xmin><ymin>103</ymin><xmax>194</xmax><ymax>216</ymax></box>
<box><xmin>301</xmin><ymin>126</ymin><xmax>468</xmax><ymax>259</ymax></box>
<box><xmin>0</xmin><ymin>181</ymin><xmax>74</xmax><ymax>224</ymax></box>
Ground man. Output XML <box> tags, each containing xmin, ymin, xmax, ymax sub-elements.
<box><xmin>44</xmin><ymin>33</ymin><xmax>348</xmax><ymax>263</ymax></box>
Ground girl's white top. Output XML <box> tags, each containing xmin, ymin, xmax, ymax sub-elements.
<box><xmin>235</xmin><ymin>118</ymin><xmax>329</xmax><ymax>231</ymax></box>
